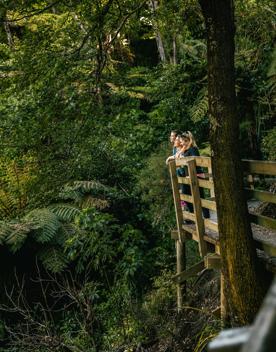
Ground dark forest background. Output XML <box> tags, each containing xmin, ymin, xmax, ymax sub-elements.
<box><xmin>0</xmin><ymin>1</ymin><xmax>275</xmax><ymax>351</ymax></box>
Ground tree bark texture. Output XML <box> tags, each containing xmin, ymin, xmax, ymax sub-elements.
<box><xmin>199</xmin><ymin>0</ymin><xmax>268</xmax><ymax>325</ymax></box>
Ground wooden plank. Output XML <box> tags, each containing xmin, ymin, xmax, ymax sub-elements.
<box><xmin>182</xmin><ymin>224</ymin><xmax>195</xmax><ymax>235</ymax></box>
<box><xmin>203</xmin><ymin>235</ymin><xmax>219</xmax><ymax>246</ymax></box>
<box><xmin>204</xmin><ymin>253</ymin><xmax>221</xmax><ymax>270</ymax></box>
<box><xmin>175</xmin><ymin>156</ymin><xmax>211</xmax><ymax>168</ymax></box>
<box><xmin>194</xmin><ymin>156</ymin><xmax>211</xmax><ymax>168</ymax></box>
<box><xmin>179</xmin><ymin>176</ymin><xmax>215</xmax><ymax>190</ymax></box>
<box><xmin>169</xmin><ymin>161</ymin><xmax>185</xmax><ymax>239</ymax></box>
<box><xmin>182</xmin><ymin>210</ymin><xmax>196</xmax><ymax>222</ymax></box>
<box><xmin>249</xmin><ymin>212</ymin><xmax>276</xmax><ymax>231</ymax></box>
<box><xmin>171</xmin><ymin>230</ymin><xmax>178</xmax><ymax>240</ymax></box>
<box><xmin>201</xmin><ymin>198</ymin><xmax>217</xmax><ymax>211</ymax></box>
<box><xmin>241</xmin><ymin>277</ymin><xmax>276</xmax><ymax>352</ymax></box>
<box><xmin>208</xmin><ymin>326</ymin><xmax>251</xmax><ymax>352</ymax></box>
<box><xmin>171</xmin><ymin>229</ymin><xmax>192</xmax><ymax>241</ymax></box>
<box><xmin>242</xmin><ymin>159</ymin><xmax>276</xmax><ymax>176</ymax></box>
<box><xmin>204</xmin><ymin>219</ymin><xmax>219</xmax><ymax>232</ymax></box>
<box><xmin>215</xmin><ymin>244</ymin><xmax>221</xmax><ymax>255</ymax></box>
<box><xmin>245</xmin><ymin>189</ymin><xmax>276</xmax><ymax>204</ymax></box>
<box><xmin>187</xmin><ymin>159</ymin><xmax>208</xmax><ymax>257</ymax></box>
<box><xmin>177</xmin><ymin>176</ymin><xmax>191</xmax><ymax>185</ymax></box>
<box><xmin>180</xmin><ymin>193</ymin><xmax>193</xmax><ymax>203</ymax></box>
<box><xmin>198</xmin><ymin>178</ymin><xmax>214</xmax><ymax>190</ymax></box>
<box><xmin>258</xmin><ymin>243</ymin><xmax>276</xmax><ymax>257</ymax></box>
<box><xmin>172</xmin><ymin>260</ymin><xmax>205</xmax><ymax>284</ymax></box>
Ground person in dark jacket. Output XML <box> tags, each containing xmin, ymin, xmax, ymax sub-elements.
<box><xmin>177</xmin><ymin>131</ymin><xmax>210</xmax><ymax>219</ymax></box>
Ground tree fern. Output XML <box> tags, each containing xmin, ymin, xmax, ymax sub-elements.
<box><xmin>38</xmin><ymin>247</ymin><xmax>69</xmax><ymax>273</ymax></box>
<box><xmin>0</xmin><ymin>157</ymin><xmax>36</xmax><ymax>219</ymax></box>
<box><xmin>60</xmin><ymin>180</ymin><xmax>110</xmax><ymax>198</ymax></box>
<box><xmin>49</xmin><ymin>204</ymin><xmax>81</xmax><ymax>222</ymax></box>
<box><xmin>59</xmin><ymin>180</ymin><xmax>113</xmax><ymax>209</ymax></box>
<box><xmin>2</xmin><ymin>222</ymin><xmax>32</xmax><ymax>252</ymax></box>
<box><xmin>0</xmin><ymin>192</ymin><xmax>17</xmax><ymax>219</ymax></box>
<box><xmin>0</xmin><ymin>221</ymin><xmax>13</xmax><ymax>245</ymax></box>
<box><xmin>25</xmin><ymin>208</ymin><xmax>60</xmax><ymax>244</ymax></box>
<box><xmin>189</xmin><ymin>89</ymin><xmax>209</xmax><ymax>122</ymax></box>
<box><xmin>53</xmin><ymin>223</ymin><xmax>77</xmax><ymax>246</ymax></box>
<box><xmin>81</xmin><ymin>195</ymin><xmax>109</xmax><ymax>210</ymax></box>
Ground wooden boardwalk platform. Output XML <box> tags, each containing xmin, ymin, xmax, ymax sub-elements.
<box><xmin>168</xmin><ymin>156</ymin><xmax>276</xmax><ymax>311</ymax></box>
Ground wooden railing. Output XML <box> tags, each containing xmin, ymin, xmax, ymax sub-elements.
<box><xmin>168</xmin><ymin>156</ymin><xmax>276</xmax><ymax>311</ymax></box>
<box><xmin>208</xmin><ymin>277</ymin><xmax>276</xmax><ymax>352</ymax></box>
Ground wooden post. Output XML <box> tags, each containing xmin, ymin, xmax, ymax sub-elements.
<box><xmin>208</xmin><ymin>165</ymin><xmax>215</xmax><ymax>198</ymax></box>
<box><xmin>168</xmin><ymin>160</ymin><xmax>185</xmax><ymax>239</ymax></box>
<box><xmin>176</xmin><ymin>239</ymin><xmax>186</xmax><ymax>312</ymax></box>
<box><xmin>187</xmin><ymin>159</ymin><xmax>208</xmax><ymax>257</ymax></box>
<box><xmin>247</xmin><ymin>174</ymin><xmax>254</xmax><ymax>190</ymax></box>
<box><xmin>168</xmin><ymin>160</ymin><xmax>186</xmax><ymax>310</ymax></box>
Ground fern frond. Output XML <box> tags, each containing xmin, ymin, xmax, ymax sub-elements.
<box><xmin>25</xmin><ymin>208</ymin><xmax>60</xmax><ymax>244</ymax></box>
<box><xmin>81</xmin><ymin>195</ymin><xmax>109</xmax><ymax>210</ymax></box>
<box><xmin>49</xmin><ymin>204</ymin><xmax>81</xmax><ymax>222</ymax></box>
<box><xmin>4</xmin><ymin>222</ymin><xmax>32</xmax><ymax>252</ymax></box>
<box><xmin>60</xmin><ymin>180</ymin><xmax>110</xmax><ymax>200</ymax></box>
<box><xmin>59</xmin><ymin>180</ymin><xmax>113</xmax><ymax>209</ymax></box>
<box><xmin>0</xmin><ymin>191</ymin><xmax>17</xmax><ymax>218</ymax></box>
<box><xmin>73</xmin><ymin>180</ymin><xmax>109</xmax><ymax>193</ymax></box>
<box><xmin>189</xmin><ymin>90</ymin><xmax>209</xmax><ymax>122</ymax></box>
<box><xmin>49</xmin><ymin>223</ymin><xmax>77</xmax><ymax>247</ymax></box>
<box><xmin>0</xmin><ymin>157</ymin><xmax>36</xmax><ymax>218</ymax></box>
<box><xmin>0</xmin><ymin>221</ymin><xmax>12</xmax><ymax>245</ymax></box>
<box><xmin>38</xmin><ymin>247</ymin><xmax>69</xmax><ymax>273</ymax></box>
<box><xmin>58</xmin><ymin>188</ymin><xmax>83</xmax><ymax>202</ymax></box>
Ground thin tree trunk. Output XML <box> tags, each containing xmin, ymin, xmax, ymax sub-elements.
<box><xmin>3</xmin><ymin>15</ymin><xmax>14</xmax><ymax>48</ymax></box>
<box><xmin>199</xmin><ymin>0</ymin><xmax>268</xmax><ymax>326</ymax></box>
<box><xmin>172</xmin><ymin>34</ymin><xmax>177</xmax><ymax>65</ymax></box>
<box><xmin>149</xmin><ymin>0</ymin><xmax>166</xmax><ymax>63</ymax></box>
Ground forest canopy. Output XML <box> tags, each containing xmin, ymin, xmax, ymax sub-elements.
<box><xmin>0</xmin><ymin>0</ymin><xmax>275</xmax><ymax>351</ymax></box>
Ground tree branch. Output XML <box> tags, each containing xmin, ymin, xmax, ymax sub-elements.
<box><xmin>2</xmin><ymin>0</ymin><xmax>62</xmax><ymax>23</ymax></box>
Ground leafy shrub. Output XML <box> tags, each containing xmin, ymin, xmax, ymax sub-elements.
<box><xmin>262</xmin><ymin>128</ymin><xmax>276</xmax><ymax>160</ymax></box>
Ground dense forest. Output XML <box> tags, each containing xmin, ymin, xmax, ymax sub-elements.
<box><xmin>0</xmin><ymin>1</ymin><xmax>275</xmax><ymax>351</ymax></box>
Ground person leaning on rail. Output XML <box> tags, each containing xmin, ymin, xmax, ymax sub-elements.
<box><xmin>166</xmin><ymin>129</ymin><xmax>182</xmax><ymax>165</ymax></box>
<box><xmin>179</xmin><ymin>131</ymin><xmax>210</xmax><ymax>219</ymax></box>
<box><xmin>167</xmin><ymin>131</ymin><xmax>210</xmax><ymax>220</ymax></box>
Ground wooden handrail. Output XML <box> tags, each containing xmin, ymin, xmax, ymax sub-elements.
<box><xmin>175</xmin><ymin>156</ymin><xmax>211</xmax><ymax>168</ymax></box>
<box><xmin>208</xmin><ymin>277</ymin><xmax>276</xmax><ymax>352</ymax></box>
<box><xmin>242</xmin><ymin>159</ymin><xmax>276</xmax><ymax>176</ymax></box>
<box><xmin>245</xmin><ymin>189</ymin><xmax>276</xmax><ymax>204</ymax></box>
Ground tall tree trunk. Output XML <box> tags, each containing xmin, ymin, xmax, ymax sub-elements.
<box><xmin>2</xmin><ymin>10</ymin><xmax>14</xmax><ymax>48</ymax></box>
<box><xmin>199</xmin><ymin>0</ymin><xmax>268</xmax><ymax>325</ymax></box>
<box><xmin>172</xmin><ymin>34</ymin><xmax>177</xmax><ymax>65</ymax></box>
<box><xmin>149</xmin><ymin>0</ymin><xmax>166</xmax><ymax>63</ymax></box>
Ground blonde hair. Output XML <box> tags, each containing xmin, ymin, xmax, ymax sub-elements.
<box><xmin>181</xmin><ymin>131</ymin><xmax>197</xmax><ymax>147</ymax></box>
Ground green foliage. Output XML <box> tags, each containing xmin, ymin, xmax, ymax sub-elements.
<box><xmin>49</xmin><ymin>204</ymin><xmax>81</xmax><ymax>222</ymax></box>
<box><xmin>137</xmin><ymin>143</ymin><xmax>175</xmax><ymax>231</ymax></box>
<box><xmin>38</xmin><ymin>247</ymin><xmax>69</xmax><ymax>273</ymax></box>
<box><xmin>26</xmin><ymin>208</ymin><xmax>61</xmax><ymax>243</ymax></box>
<box><xmin>262</xmin><ymin>128</ymin><xmax>276</xmax><ymax>160</ymax></box>
<box><xmin>0</xmin><ymin>0</ymin><xmax>275</xmax><ymax>351</ymax></box>
<box><xmin>0</xmin><ymin>157</ymin><xmax>37</xmax><ymax>219</ymax></box>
